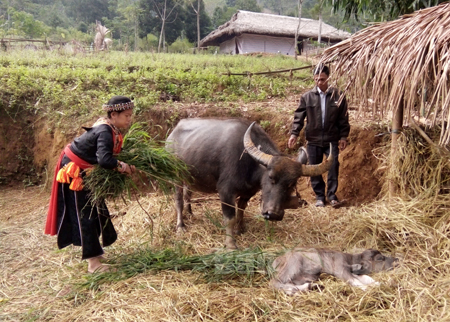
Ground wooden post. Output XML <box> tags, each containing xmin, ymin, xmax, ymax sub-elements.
<box><xmin>389</xmin><ymin>100</ymin><xmax>404</xmax><ymax>199</ymax></box>
<box><xmin>294</xmin><ymin>0</ymin><xmax>303</xmax><ymax>60</ymax></box>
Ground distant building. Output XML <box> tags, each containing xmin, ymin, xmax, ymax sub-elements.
<box><xmin>200</xmin><ymin>10</ymin><xmax>351</xmax><ymax>55</ymax></box>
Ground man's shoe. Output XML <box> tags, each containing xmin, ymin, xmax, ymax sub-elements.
<box><xmin>330</xmin><ymin>200</ymin><xmax>340</xmax><ymax>207</ymax></box>
<box><xmin>315</xmin><ymin>200</ymin><xmax>325</xmax><ymax>207</ymax></box>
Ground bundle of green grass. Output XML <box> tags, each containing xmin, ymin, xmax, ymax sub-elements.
<box><xmin>83</xmin><ymin>123</ymin><xmax>190</xmax><ymax>203</ymax></box>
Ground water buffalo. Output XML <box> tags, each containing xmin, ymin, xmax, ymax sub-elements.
<box><xmin>166</xmin><ymin>118</ymin><xmax>332</xmax><ymax>249</ymax></box>
<box><xmin>270</xmin><ymin>248</ymin><xmax>399</xmax><ymax>295</ymax></box>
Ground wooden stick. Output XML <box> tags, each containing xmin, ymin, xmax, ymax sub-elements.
<box><xmin>221</xmin><ymin>65</ymin><xmax>313</xmax><ymax>76</ymax></box>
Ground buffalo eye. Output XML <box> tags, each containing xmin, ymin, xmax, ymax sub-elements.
<box><xmin>268</xmin><ymin>171</ymin><xmax>277</xmax><ymax>184</ymax></box>
<box><xmin>375</xmin><ymin>254</ymin><xmax>385</xmax><ymax>261</ymax></box>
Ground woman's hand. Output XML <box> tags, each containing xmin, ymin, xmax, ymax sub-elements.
<box><xmin>118</xmin><ymin>161</ymin><xmax>135</xmax><ymax>175</ymax></box>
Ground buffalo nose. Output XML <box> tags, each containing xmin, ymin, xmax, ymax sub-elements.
<box><xmin>262</xmin><ymin>211</ymin><xmax>284</xmax><ymax>221</ymax></box>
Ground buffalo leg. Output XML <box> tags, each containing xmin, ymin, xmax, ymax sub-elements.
<box><xmin>235</xmin><ymin>197</ymin><xmax>249</xmax><ymax>235</ymax></box>
<box><xmin>351</xmin><ymin>274</ymin><xmax>379</xmax><ymax>289</ymax></box>
<box><xmin>335</xmin><ymin>270</ymin><xmax>378</xmax><ymax>290</ymax></box>
<box><xmin>175</xmin><ymin>186</ymin><xmax>186</xmax><ymax>232</ymax></box>
<box><xmin>183</xmin><ymin>187</ymin><xmax>192</xmax><ymax>215</ymax></box>
<box><xmin>220</xmin><ymin>193</ymin><xmax>238</xmax><ymax>249</ymax></box>
<box><xmin>270</xmin><ymin>279</ymin><xmax>311</xmax><ymax>295</ymax></box>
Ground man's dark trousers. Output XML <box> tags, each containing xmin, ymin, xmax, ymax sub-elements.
<box><xmin>306</xmin><ymin>143</ymin><xmax>340</xmax><ymax>202</ymax></box>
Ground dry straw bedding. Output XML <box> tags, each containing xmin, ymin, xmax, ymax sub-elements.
<box><xmin>1</xmin><ymin>127</ymin><xmax>450</xmax><ymax>321</ymax></box>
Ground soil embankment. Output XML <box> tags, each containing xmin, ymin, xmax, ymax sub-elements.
<box><xmin>0</xmin><ymin>100</ymin><xmax>384</xmax><ymax>205</ymax></box>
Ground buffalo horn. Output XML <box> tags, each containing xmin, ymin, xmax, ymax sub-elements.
<box><xmin>243</xmin><ymin>122</ymin><xmax>273</xmax><ymax>166</ymax></box>
<box><xmin>299</xmin><ymin>143</ymin><xmax>333</xmax><ymax>176</ymax></box>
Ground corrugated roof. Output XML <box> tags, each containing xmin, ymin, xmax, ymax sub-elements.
<box><xmin>200</xmin><ymin>10</ymin><xmax>352</xmax><ymax>47</ymax></box>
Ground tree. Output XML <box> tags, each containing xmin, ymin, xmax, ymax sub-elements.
<box><xmin>185</xmin><ymin>0</ymin><xmax>211</xmax><ymax>48</ymax></box>
<box><xmin>212</xmin><ymin>5</ymin><xmax>236</xmax><ymax>28</ymax></box>
<box><xmin>7</xmin><ymin>8</ymin><xmax>50</xmax><ymax>38</ymax></box>
<box><xmin>308</xmin><ymin>1</ymin><xmax>364</xmax><ymax>33</ymax></box>
<box><xmin>139</xmin><ymin>0</ymin><xmax>184</xmax><ymax>52</ymax></box>
<box><xmin>63</xmin><ymin>0</ymin><xmax>115</xmax><ymax>24</ymax></box>
<box><xmin>262</xmin><ymin>0</ymin><xmax>299</xmax><ymax>15</ymax></box>
<box><xmin>118</xmin><ymin>0</ymin><xmax>141</xmax><ymax>51</ymax></box>
<box><xmin>330</xmin><ymin>0</ymin><xmax>447</xmax><ymax>21</ymax></box>
<box><xmin>235</xmin><ymin>0</ymin><xmax>261</xmax><ymax>12</ymax></box>
<box><xmin>102</xmin><ymin>0</ymin><xmax>139</xmax><ymax>49</ymax></box>
<box><xmin>294</xmin><ymin>0</ymin><xmax>302</xmax><ymax>59</ymax></box>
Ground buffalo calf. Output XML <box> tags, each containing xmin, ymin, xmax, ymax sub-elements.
<box><xmin>270</xmin><ymin>248</ymin><xmax>398</xmax><ymax>295</ymax></box>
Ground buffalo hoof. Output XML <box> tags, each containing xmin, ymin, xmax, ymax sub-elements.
<box><xmin>225</xmin><ymin>239</ymin><xmax>238</xmax><ymax>250</ymax></box>
<box><xmin>234</xmin><ymin>225</ymin><xmax>246</xmax><ymax>236</ymax></box>
<box><xmin>263</xmin><ymin>213</ymin><xmax>284</xmax><ymax>221</ymax></box>
<box><xmin>176</xmin><ymin>224</ymin><xmax>187</xmax><ymax>234</ymax></box>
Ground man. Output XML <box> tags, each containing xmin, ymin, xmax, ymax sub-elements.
<box><xmin>288</xmin><ymin>65</ymin><xmax>350</xmax><ymax>207</ymax></box>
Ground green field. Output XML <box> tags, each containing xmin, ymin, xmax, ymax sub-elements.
<box><xmin>0</xmin><ymin>50</ymin><xmax>313</xmax><ymax>128</ymax></box>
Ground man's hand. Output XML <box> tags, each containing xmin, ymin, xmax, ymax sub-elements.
<box><xmin>288</xmin><ymin>135</ymin><xmax>298</xmax><ymax>149</ymax></box>
<box><xmin>339</xmin><ymin>139</ymin><xmax>348</xmax><ymax>150</ymax></box>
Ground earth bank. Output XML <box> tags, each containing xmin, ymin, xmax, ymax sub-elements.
<box><xmin>1</xmin><ymin>99</ymin><xmax>385</xmax><ymax>206</ymax></box>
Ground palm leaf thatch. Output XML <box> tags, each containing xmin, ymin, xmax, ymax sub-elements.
<box><xmin>320</xmin><ymin>2</ymin><xmax>450</xmax><ymax>146</ymax></box>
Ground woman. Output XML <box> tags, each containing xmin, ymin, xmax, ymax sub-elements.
<box><xmin>45</xmin><ymin>95</ymin><xmax>135</xmax><ymax>273</ymax></box>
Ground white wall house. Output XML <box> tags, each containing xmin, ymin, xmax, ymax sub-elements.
<box><xmin>200</xmin><ymin>11</ymin><xmax>351</xmax><ymax>55</ymax></box>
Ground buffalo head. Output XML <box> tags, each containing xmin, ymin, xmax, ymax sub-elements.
<box><xmin>243</xmin><ymin>122</ymin><xmax>333</xmax><ymax>221</ymax></box>
<box><xmin>351</xmin><ymin>249</ymin><xmax>399</xmax><ymax>275</ymax></box>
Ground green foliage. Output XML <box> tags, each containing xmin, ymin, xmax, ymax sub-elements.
<box><xmin>235</xmin><ymin>0</ymin><xmax>261</xmax><ymax>12</ymax></box>
<box><xmin>211</xmin><ymin>0</ymin><xmax>260</xmax><ymax>29</ymax></box>
<box><xmin>168</xmin><ymin>37</ymin><xmax>194</xmax><ymax>53</ymax></box>
<box><xmin>329</xmin><ymin>0</ymin><xmax>447</xmax><ymax>21</ymax></box>
<box><xmin>0</xmin><ymin>50</ymin><xmax>311</xmax><ymax>127</ymax></box>
<box><xmin>6</xmin><ymin>8</ymin><xmax>50</xmax><ymax>38</ymax></box>
<box><xmin>138</xmin><ymin>0</ymin><xmax>185</xmax><ymax>49</ymax></box>
<box><xmin>262</xmin><ymin>0</ymin><xmax>298</xmax><ymax>15</ymax></box>
<box><xmin>64</xmin><ymin>0</ymin><xmax>115</xmax><ymax>24</ymax></box>
<box><xmin>212</xmin><ymin>5</ymin><xmax>237</xmax><ymax>27</ymax></box>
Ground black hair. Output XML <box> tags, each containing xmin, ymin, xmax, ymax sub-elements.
<box><xmin>314</xmin><ymin>64</ymin><xmax>330</xmax><ymax>76</ymax></box>
<box><xmin>106</xmin><ymin>95</ymin><xmax>132</xmax><ymax>118</ymax></box>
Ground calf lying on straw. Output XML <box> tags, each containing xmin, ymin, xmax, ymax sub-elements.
<box><xmin>270</xmin><ymin>248</ymin><xmax>398</xmax><ymax>295</ymax></box>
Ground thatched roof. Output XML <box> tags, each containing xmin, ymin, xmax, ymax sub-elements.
<box><xmin>320</xmin><ymin>3</ymin><xmax>450</xmax><ymax>146</ymax></box>
<box><xmin>200</xmin><ymin>10</ymin><xmax>352</xmax><ymax>47</ymax></box>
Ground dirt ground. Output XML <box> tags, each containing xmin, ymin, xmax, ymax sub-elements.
<box><xmin>0</xmin><ymin>98</ymin><xmax>390</xmax><ymax>321</ymax></box>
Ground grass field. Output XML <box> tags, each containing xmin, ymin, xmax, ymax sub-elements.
<box><xmin>0</xmin><ymin>50</ymin><xmax>314</xmax><ymax>129</ymax></box>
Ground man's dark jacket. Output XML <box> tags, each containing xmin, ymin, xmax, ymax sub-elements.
<box><xmin>291</xmin><ymin>86</ymin><xmax>350</xmax><ymax>147</ymax></box>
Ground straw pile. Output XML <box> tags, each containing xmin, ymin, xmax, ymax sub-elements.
<box><xmin>375</xmin><ymin>126</ymin><xmax>450</xmax><ymax>201</ymax></box>
<box><xmin>2</xmin><ymin>124</ymin><xmax>450</xmax><ymax>321</ymax></box>
<box><xmin>320</xmin><ymin>2</ymin><xmax>450</xmax><ymax>146</ymax></box>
